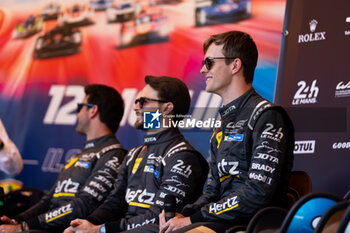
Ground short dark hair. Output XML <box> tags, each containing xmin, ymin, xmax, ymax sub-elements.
<box><xmin>85</xmin><ymin>84</ymin><xmax>124</xmax><ymax>133</ymax></box>
<box><xmin>203</xmin><ymin>31</ymin><xmax>258</xmax><ymax>83</ymax></box>
<box><xmin>145</xmin><ymin>75</ymin><xmax>190</xmax><ymax>121</ymax></box>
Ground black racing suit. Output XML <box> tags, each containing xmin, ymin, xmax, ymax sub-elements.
<box><xmin>15</xmin><ymin>134</ymin><xmax>127</xmax><ymax>232</ymax></box>
<box><xmin>181</xmin><ymin>88</ymin><xmax>294</xmax><ymax>225</ymax></box>
<box><xmin>86</xmin><ymin>128</ymin><xmax>209</xmax><ymax>232</ymax></box>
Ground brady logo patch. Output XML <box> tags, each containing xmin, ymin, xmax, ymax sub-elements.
<box><xmin>251</xmin><ymin>163</ymin><xmax>275</xmax><ymax>173</ymax></box>
<box><xmin>224</xmin><ymin>134</ymin><xmax>244</xmax><ymax>142</ymax></box>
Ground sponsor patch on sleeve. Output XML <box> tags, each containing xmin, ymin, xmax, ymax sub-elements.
<box><xmin>64</xmin><ymin>157</ymin><xmax>79</xmax><ymax>170</ymax></box>
<box><xmin>144</xmin><ymin>165</ymin><xmax>160</xmax><ymax>178</ymax></box>
<box><xmin>75</xmin><ymin>161</ymin><xmax>90</xmax><ymax>168</ymax></box>
<box><xmin>224</xmin><ymin>134</ymin><xmax>244</xmax><ymax>142</ymax></box>
<box><xmin>216</xmin><ymin>131</ymin><xmax>223</xmax><ymax>148</ymax></box>
<box><xmin>132</xmin><ymin>158</ymin><xmax>143</xmax><ymax>174</ymax></box>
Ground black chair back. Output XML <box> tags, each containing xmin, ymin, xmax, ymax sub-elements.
<box><xmin>246</xmin><ymin>206</ymin><xmax>287</xmax><ymax>233</ymax></box>
<box><xmin>337</xmin><ymin>203</ymin><xmax>350</xmax><ymax>233</ymax></box>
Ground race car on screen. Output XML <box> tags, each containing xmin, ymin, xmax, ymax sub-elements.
<box><xmin>119</xmin><ymin>11</ymin><xmax>170</xmax><ymax>47</ymax></box>
<box><xmin>106</xmin><ymin>0</ymin><xmax>137</xmax><ymax>23</ymax></box>
<box><xmin>34</xmin><ymin>25</ymin><xmax>82</xmax><ymax>59</ymax></box>
<box><xmin>58</xmin><ymin>4</ymin><xmax>94</xmax><ymax>26</ymax></box>
<box><xmin>195</xmin><ymin>0</ymin><xmax>251</xmax><ymax>26</ymax></box>
<box><xmin>89</xmin><ymin>0</ymin><xmax>112</xmax><ymax>11</ymax></box>
<box><xmin>41</xmin><ymin>3</ymin><xmax>61</xmax><ymax>20</ymax></box>
<box><xmin>12</xmin><ymin>15</ymin><xmax>43</xmax><ymax>39</ymax></box>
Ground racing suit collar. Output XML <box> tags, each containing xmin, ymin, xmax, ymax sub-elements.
<box><xmin>143</xmin><ymin>128</ymin><xmax>182</xmax><ymax>146</ymax></box>
<box><xmin>84</xmin><ymin>134</ymin><xmax>117</xmax><ymax>150</ymax></box>
<box><xmin>219</xmin><ymin>88</ymin><xmax>255</xmax><ymax>119</ymax></box>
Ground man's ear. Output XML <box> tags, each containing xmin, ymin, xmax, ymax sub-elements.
<box><xmin>162</xmin><ymin>102</ymin><xmax>174</xmax><ymax>116</ymax></box>
<box><xmin>89</xmin><ymin>105</ymin><xmax>99</xmax><ymax>119</ymax></box>
<box><xmin>232</xmin><ymin>58</ymin><xmax>242</xmax><ymax>74</ymax></box>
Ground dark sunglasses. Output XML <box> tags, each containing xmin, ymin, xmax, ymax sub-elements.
<box><xmin>202</xmin><ymin>57</ymin><xmax>238</xmax><ymax>70</ymax></box>
<box><xmin>77</xmin><ymin>103</ymin><xmax>94</xmax><ymax>113</ymax></box>
<box><xmin>134</xmin><ymin>97</ymin><xmax>168</xmax><ymax>108</ymax></box>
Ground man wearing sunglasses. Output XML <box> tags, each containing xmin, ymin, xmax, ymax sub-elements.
<box><xmin>64</xmin><ymin>76</ymin><xmax>208</xmax><ymax>233</ymax></box>
<box><xmin>0</xmin><ymin>84</ymin><xmax>127</xmax><ymax>233</ymax></box>
<box><xmin>159</xmin><ymin>31</ymin><xmax>295</xmax><ymax>233</ymax></box>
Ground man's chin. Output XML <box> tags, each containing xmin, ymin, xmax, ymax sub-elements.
<box><xmin>75</xmin><ymin>129</ymin><xmax>85</xmax><ymax>135</ymax></box>
<box><xmin>205</xmin><ymin>85</ymin><xmax>211</xmax><ymax>92</ymax></box>
<box><xmin>134</xmin><ymin>121</ymin><xmax>145</xmax><ymax>130</ymax></box>
<box><xmin>205</xmin><ymin>86</ymin><xmax>216</xmax><ymax>94</ymax></box>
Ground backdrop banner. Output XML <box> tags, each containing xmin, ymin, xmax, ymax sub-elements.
<box><xmin>276</xmin><ymin>0</ymin><xmax>350</xmax><ymax>195</ymax></box>
<box><xmin>0</xmin><ymin>0</ymin><xmax>285</xmax><ymax>190</ymax></box>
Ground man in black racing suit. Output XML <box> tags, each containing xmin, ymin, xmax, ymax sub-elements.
<box><xmin>65</xmin><ymin>76</ymin><xmax>209</xmax><ymax>233</ymax></box>
<box><xmin>159</xmin><ymin>31</ymin><xmax>294</xmax><ymax>233</ymax></box>
<box><xmin>0</xmin><ymin>84</ymin><xmax>127</xmax><ymax>233</ymax></box>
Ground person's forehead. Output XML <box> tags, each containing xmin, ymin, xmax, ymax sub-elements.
<box><xmin>206</xmin><ymin>43</ymin><xmax>224</xmax><ymax>56</ymax></box>
<box><xmin>140</xmin><ymin>84</ymin><xmax>159</xmax><ymax>98</ymax></box>
<box><xmin>83</xmin><ymin>96</ymin><xmax>89</xmax><ymax>103</ymax></box>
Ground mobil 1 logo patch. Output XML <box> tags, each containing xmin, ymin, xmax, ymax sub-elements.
<box><xmin>143</xmin><ymin>110</ymin><xmax>161</xmax><ymax>129</ymax></box>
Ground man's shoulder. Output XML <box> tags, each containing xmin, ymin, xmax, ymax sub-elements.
<box><xmin>93</xmin><ymin>141</ymin><xmax>127</xmax><ymax>164</ymax></box>
<box><xmin>162</xmin><ymin>139</ymin><xmax>206</xmax><ymax>166</ymax></box>
<box><xmin>163</xmin><ymin>139</ymin><xmax>198</xmax><ymax>156</ymax></box>
<box><xmin>244</xmin><ymin>92</ymin><xmax>290</xmax><ymax>130</ymax></box>
<box><xmin>248</xmin><ymin>102</ymin><xmax>293</xmax><ymax>133</ymax></box>
<box><xmin>124</xmin><ymin>145</ymin><xmax>143</xmax><ymax>166</ymax></box>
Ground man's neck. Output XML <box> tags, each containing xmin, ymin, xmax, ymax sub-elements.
<box><xmin>146</xmin><ymin>127</ymin><xmax>168</xmax><ymax>135</ymax></box>
<box><xmin>86</xmin><ymin>125</ymin><xmax>113</xmax><ymax>141</ymax></box>
<box><xmin>221</xmin><ymin>83</ymin><xmax>252</xmax><ymax>105</ymax></box>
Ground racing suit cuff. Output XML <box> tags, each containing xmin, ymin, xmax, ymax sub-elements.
<box><xmin>181</xmin><ymin>208</ymin><xmax>196</xmax><ymax>217</ymax></box>
<box><xmin>105</xmin><ymin>220</ymin><xmax>122</xmax><ymax>233</ymax></box>
<box><xmin>87</xmin><ymin>215</ymin><xmax>103</xmax><ymax>225</ymax></box>
<box><xmin>25</xmin><ymin>217</ymin><xmax>41</xmax><ymax>230</ymax></box>
<box><xmin>189</xmin><ymin>211</ymin><xmax>205</xmax><ymax>223</ymax></box>
<box><xmin>87</xmin><ymin>209</ymin><xmax>124</xmax><ymax>225</ymax></box>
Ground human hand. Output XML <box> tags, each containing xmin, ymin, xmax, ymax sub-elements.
<box><xmin>63</xmin><ymin>226</ymin><xmax>75</xmax><ymax>233</ymax></box>
<box><xmin>63</xmin><ymin>218</ymin><xmax>82</xmax><ymax>233</ymax></box>
<box><xmin>64</xmin><ymin>219</ymin><xmax>100</xmax><ymax>233</ymax></box>
<box><xmin>159</xmin><ymin>210</ymin><xmax>166</xmax><ymax>229</ymax></box>
<box><xmin>159</xmin><ymin>211</ymin><xmax>190</xmax><ymax>233</ymax></box>
<box><xmin>0</xmin><ymin>224</ymin><xmax>21</xmax><ymax>233</ymax></box>
<box><xmin>0</xmin><ymin>216</ymin><xmax>16</xmax><ymax>225</ymax></box>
